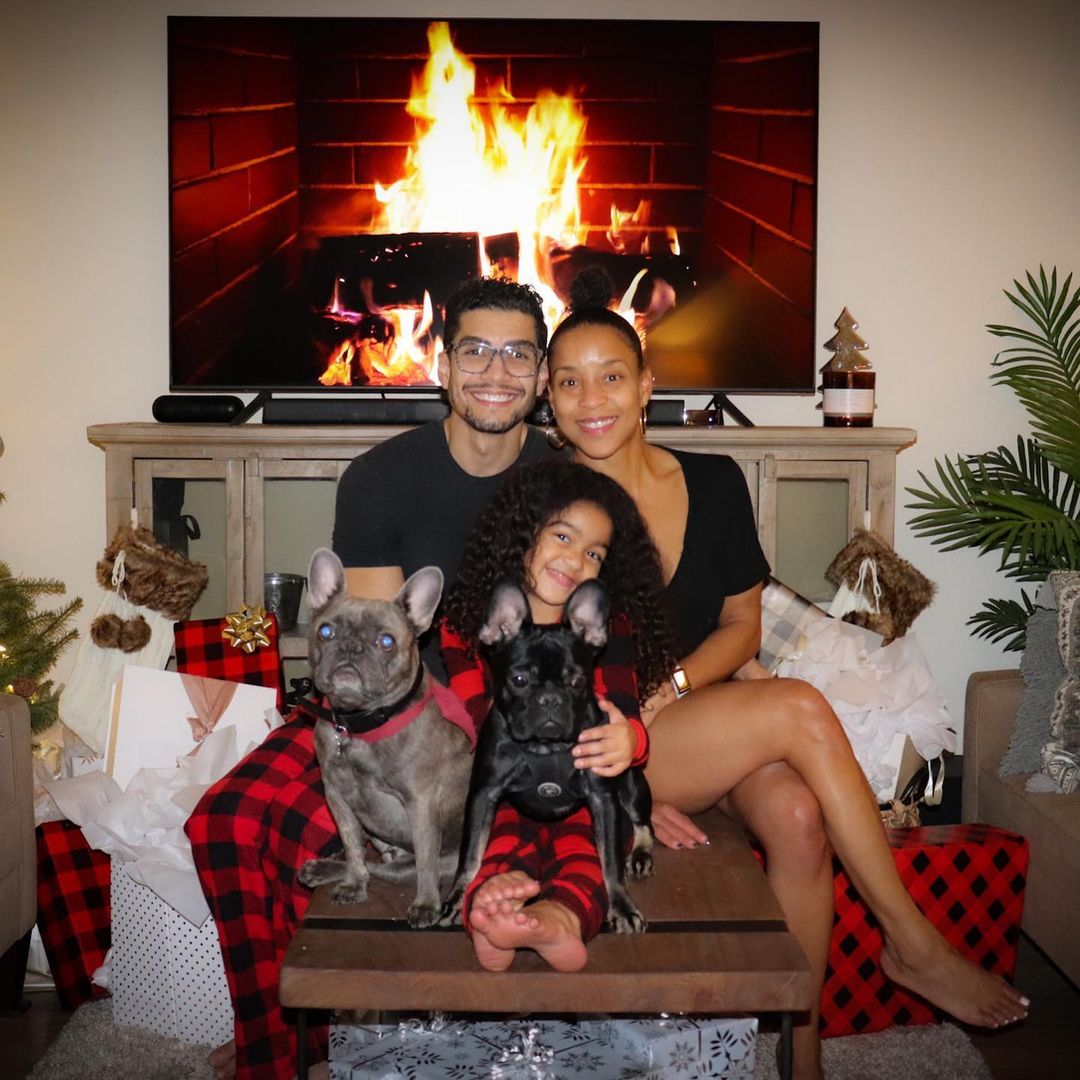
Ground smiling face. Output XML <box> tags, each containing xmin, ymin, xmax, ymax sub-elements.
<box><xmin>524</xmin><ymin>499</ymin><xmax>612</xmax><ymax>624</ymax></box>
<box><xmin>437</xmin><ymin>308</ymin><xmax>548</xmax><ymax>435</ymax></box>
<box><xmin>547</xmin><ymin>322</ymin><xmax>653</xmax><ymax>461</ymax></box>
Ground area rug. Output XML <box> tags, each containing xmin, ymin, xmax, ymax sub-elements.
<box><xmin>29</xmin><ymin>1000</ymin><xmax>992</xmax><ymax>1079</ymax></box>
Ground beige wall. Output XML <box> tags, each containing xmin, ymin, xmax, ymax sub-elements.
<box><xmin>2</xmin><ymin>0</ymin><xmax>1078</xmax><ymax>735</ymax></box>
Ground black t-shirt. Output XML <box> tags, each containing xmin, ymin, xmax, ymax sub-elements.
<box><xmin>331</xmin><ymin>421</ymin><xmax>559</xmax><ymax>676</ymax></box>
<box><xmin>663</xmin><ymin>449</ymin><xmax>771</xmax><ymax>657</ymax></box>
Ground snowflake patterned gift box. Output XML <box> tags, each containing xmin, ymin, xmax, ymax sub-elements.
<box><xmin>329</xmin><ymin>1015</ymin><xmax>757</xmax><ymax>1079</ymax></box>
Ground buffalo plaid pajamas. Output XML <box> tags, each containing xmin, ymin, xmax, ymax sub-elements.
<box><xmin>441</xmin><ymin>614</ymin><xmax>647</xmax><ymax>945</ymax></box>
<box><xmin>185</xmin><ymin>712</ymin><xmax>338</xmax><ymax>1079</ymax></box>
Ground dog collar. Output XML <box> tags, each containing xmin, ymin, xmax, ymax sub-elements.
<box><xmin>523</xmin><ymin>743</ymin><xmax>575</xmax><ymax>800</ymax></box>
<box><xmin>301</xmin><ymin>664</ymin><xmax>428</xmax><ymax>742</ymax></box>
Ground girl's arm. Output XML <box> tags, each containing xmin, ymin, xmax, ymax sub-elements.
<box><xmin>438</xmin><ymin>620</ymin><xmax>492</xmax><ymax>733</ymax></box>
<box><xmin>574</xmin><ymin>613</ymin><xmax>649</xmax><ymax>776</ymax></box>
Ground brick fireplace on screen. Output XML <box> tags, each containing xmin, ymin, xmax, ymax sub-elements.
<box><xmin>168</xmin><ymin>17</ymin><xmax>817</xmax><ymax>393</ymax></box>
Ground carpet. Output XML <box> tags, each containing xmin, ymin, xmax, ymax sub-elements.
<box><xmin>29</xmin><ymin>1000</ymin><xmax>992</xmax><ymax>1080</ymax></box>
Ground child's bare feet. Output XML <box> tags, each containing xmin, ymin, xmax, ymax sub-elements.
<box><xmin>469</xmin><ymin>872</ymin><xmax>587</xmax><ymax>972</ymax></box>
<box><xmin>880</xmin><ymin>933</ymin><xmax>1029</xmax><ymax>1028</ymax></box>
<box><xmin>208</xmin><ymin>1038</ymin><xmax>235</xmax><ymax>1080</ymax></box>
<box><xmin>469</xmin><ymin>872</ymin><xmax>541</xmax><ymax>971</ymax></box>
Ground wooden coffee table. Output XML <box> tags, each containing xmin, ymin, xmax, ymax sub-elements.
<box><xmin>281</xmin><ymin>807</ymin><xmax>813</xmax><ymax>1079</ymax></box>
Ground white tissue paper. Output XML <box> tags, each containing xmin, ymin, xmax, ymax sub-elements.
<box><xmin>776</xmin><ymin>619</ymin><xmax>957</xmax><ymax>800</ymax></box>
<box><xmin>38</xmin><ymin>667</ymin><xmax>283</xmax><ymax>926</ymax></box>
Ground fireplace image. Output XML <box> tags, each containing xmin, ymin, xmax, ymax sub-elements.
<box><xmin>168</xmin><ymin>17</ymin><xmax>818</xmax><ymax>399</ymax></box>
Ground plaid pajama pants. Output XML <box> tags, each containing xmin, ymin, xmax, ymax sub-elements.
<box><xmin>185</xmin><ymin>715</ymin><xmax>339</xmax><ymax>1079</ymax></box>
<box><xmin>462</xmin><ymin>803</ymin><xmax>608</xmax><ymax>943</ymax></box>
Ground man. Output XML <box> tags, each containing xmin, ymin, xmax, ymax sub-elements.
<box><xmin>186</xmin><ymin>278</ymin><xmax>557</xmax><ymax>1080</ymax></box>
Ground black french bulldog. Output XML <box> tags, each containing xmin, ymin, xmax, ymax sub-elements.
<box><xmin>440</xmin><ymin>577</ymin><xmax>653</xmax><ymax>933</ymax></box>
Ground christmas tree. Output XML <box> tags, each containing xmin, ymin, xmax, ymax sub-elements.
<box><xmin>0</xmin><ymin>491</ymin><xmax>82</xmax><ymax>733</ymax></box>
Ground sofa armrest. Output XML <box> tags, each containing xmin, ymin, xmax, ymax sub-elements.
<box><xmin>0</xmin><ymin>693</ymin><xmax>37</xmax><ymax>957</ymax></box>
<box><xmin>962</xmin><ymin>669</ymin><xmax>1022</xmax><ymax>822</ymax></box>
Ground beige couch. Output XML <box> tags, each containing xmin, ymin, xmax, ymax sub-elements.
<box><xmin>0</xmin><ymin>692</ymin><xmax>36</xmax><ymax>1011</ymax></box>
<box><xmin>963</xmin><ymin>670</ymin><xmax>1080</xmax><ymax>987</ymax></box>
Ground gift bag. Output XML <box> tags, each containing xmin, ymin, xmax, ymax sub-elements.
<box><xmin>759</xmin><ymin>577</ymin><xmax>829</xmax><ymax>671</ymax></box>
<box><xmin>825</xmin><ymin>528</ymin><xmax>936</xmax><ymax>643</ymax></box>
<box><xmin>174</xmin><ymin>609</ymin><xmax>285</xmax><ymax>709</ymax></box>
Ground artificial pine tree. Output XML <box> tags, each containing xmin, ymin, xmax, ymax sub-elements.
<box><xmin>0</xmin><ymin>491</ymin><xmax>82</xmax><ymax>733</ymax></box>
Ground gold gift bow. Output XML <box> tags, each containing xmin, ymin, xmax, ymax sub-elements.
<box><xmin>221</xmin><ymin>606</ymin><xmax>273</xmax><ymax>653</ymax></box>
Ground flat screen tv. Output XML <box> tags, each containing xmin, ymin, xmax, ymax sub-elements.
<box><xmin>168</xmin><ymin>16</ymin><xmax>818</xmax><ymax>396</ymax></box>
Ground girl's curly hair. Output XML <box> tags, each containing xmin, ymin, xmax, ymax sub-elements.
<box><xmin>444</xmin><ymin>461</ymin><xmax>677</xmax><ymax>699</ymax></box>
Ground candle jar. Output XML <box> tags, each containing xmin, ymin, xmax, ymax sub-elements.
<box><xmin>821</xmin><ymin>369</ymin><xmax>875</xmax><ymax>427</ymax></box>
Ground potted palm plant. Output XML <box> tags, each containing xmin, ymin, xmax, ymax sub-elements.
<box><xmin>906</xmin><ymin>267</ymin><xmax>1080</xmax><ymax>651</ymax></box>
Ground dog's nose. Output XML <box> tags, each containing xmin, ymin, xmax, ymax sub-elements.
<box><xmin>536</xmin><ymin>690</ymin><xmax>563</xmax><ymax>712</ymax></box>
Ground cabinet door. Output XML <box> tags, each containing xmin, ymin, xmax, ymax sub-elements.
<box><xmin>134</xmin><ymin>458</ymin><xmax>244</xmax><ymax>619</ymax></box>
<box><xmin>758</xmin><ymin>457</ymin><xmax>868</xmax><ymax>604</ymax></box>
<box><xmin>247</xmin><ymin>459</ymin><xmax>350</xmax><ymax>658</ymax></box>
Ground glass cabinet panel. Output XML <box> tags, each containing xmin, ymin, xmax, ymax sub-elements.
<box><xmin>774</xmin><ymin>479</ymin><xmax>851</xmax><ymax>604</ymax></box>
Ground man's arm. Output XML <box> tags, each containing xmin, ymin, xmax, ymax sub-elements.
<box><xmin>343</xmin><ymin>566</ymin><xmax>405</xmax><ymax>601</ymax></box>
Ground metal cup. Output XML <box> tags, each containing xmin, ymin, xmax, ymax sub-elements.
<box><xmin>263</xmin><ymin>572</ymin><xmax>306</xmax><ymax>632</ymax></box>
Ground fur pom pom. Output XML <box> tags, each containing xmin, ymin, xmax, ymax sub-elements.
<box><xmin>118</xmin><ymin>615</ymin><xmax>152</xmax><ymax>653</ymax></box>
<box><xmin>90</xmin><ymin>613</ymin><xmax>124</xmax><ymax>648</ymax></box>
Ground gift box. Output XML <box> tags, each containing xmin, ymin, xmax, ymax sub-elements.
<box><xmin>110</xmin><ymin>860</ymin><xmax>234</xmax><ymax>1046</ymax></box>
<box><xmin>35</xmin><ymin>819</ymin><xmax>112</xmax><ymax>1010</ymax></box>
<box><xmin>174</xmin><ymin>609</ymin><xmax>285</xmax><ymax>709</ymax></box>
<box><xmin>329</xmin><ymin>1016</ymin><xmax>757</xmax><ymax>1079</ymax></box>
<box><xmin>820</xmin><ymin>823</ymin><xmax>1028</xmax><ymax>1037</ymax></box>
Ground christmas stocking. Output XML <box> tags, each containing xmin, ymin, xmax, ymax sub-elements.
<box><xmin>59</xmin><ymin>526</ymin><xmax>207</xmax><ymax>755</ymax></box>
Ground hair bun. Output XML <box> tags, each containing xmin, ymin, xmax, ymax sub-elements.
<box><xmin>568</xmin><ymin>266</ymin><xmax>614</xmax><ymax>312</ymax></box>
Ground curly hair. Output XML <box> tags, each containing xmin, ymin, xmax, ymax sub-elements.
<box><xmin>443</xmin><ymin>277</ymin><xmax>548</xmax><ymax>354</ymax></box>
<box><xmin>444</xmin><ymin>461</ymin><xmax>677</xmax><ymax>699</ymax></box>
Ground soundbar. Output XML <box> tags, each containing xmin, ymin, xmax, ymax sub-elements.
<box><xmin>152</xmin><ymin>394</ymin><xmax>245</xmax><ymax>423</ymax></box>
<box><xmin>645</xmin><ymin>398</ymin><xmax>686</xmax><ymax>426</ymax></box>
<box><xmin>261</xmin><ymin>398</ymin><xmax>450</xmax><ymax>425</ymax></box>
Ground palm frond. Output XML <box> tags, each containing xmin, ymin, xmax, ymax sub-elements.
<box><xmin>966</xmin><ymin>593</ymin><xmax>1037</xmax><ymax>652</ymax></box>
<box><xmin>989</xmin><ymin>266</ymin><xmax>1080</xmax><ymax>480</ymax></box>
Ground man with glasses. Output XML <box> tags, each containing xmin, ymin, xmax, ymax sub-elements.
<box><xmin>188</xmin><ymin>277</ymin><xmax>558</xmax><ymax>1080</ymax></box>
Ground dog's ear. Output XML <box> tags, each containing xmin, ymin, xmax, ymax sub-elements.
<box><xmin>396</xmin><ymin>566</ymin><xmax>444</xmax><ymax>634</ymax></box>
<box><xmin>479</xmin><ymin>582</ymin><xmax>532</xmax><ymax>646</ymax></box>
<box><xmin>565</xmin><ymin>580</ymin><xmax>608</xmax><ymax>648</ymax></box>
<box><xmin>307</xmin><ymin>547</ymin><xmax>346</xmax><ymax>613</ymax></box>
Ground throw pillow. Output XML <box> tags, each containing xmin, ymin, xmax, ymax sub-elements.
<box><xmin>1040</xmin><ymin>571</ymin><xmax>1080</xmax><ymax>792</ymax></box>
<box><xmin>999</xmin><ymin>607</ymin><xmax>1064</xmax><ymax>776</ymax></box>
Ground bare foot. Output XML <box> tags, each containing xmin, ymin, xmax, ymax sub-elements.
<box><xmin>208</xmin><ymin>1038</ymin><xmax>235</xmax><ymax>1080</ymax></box>
<box><xmin>471</xmin><ymin>897</ymin><xmax>588</xmax><ymax>973</ymax></box>
<box><xmin>880</xmin><ymin>935</ymin><xmax>1029</xmax><ymax>1028</ymax></box>
<box><xmin>469</xmin><ymin>872</ymin><xmax>542</xmax><ymax>971</ymax></box>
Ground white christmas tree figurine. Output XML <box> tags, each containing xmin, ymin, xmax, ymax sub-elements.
<box><xmin>822</xmin><ymin>308</ymin><xmax>873</xmax><ymax>371</ymax></box>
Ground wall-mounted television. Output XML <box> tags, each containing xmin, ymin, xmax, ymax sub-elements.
<box><xmin>168</xmin><ymin>17</ymin><xmax>818</xmax><ymax>396</ymax></box>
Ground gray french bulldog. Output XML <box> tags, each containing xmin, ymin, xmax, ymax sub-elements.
<box><xmin>297</xmin><ymin>547</ymin><xmax>474</xmax><ymax>928</ymax></box>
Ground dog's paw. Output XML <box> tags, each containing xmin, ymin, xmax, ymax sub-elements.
<box><xmin>627</xmin><ymin>847</ymin><xmax>653</xmax><ymax>880</ymax></box>
<box><xmin>299</xmin><ymin>856</ymin><xmax>346</xmax><ymax>889</ymax></box>
<box><xmin>407</xmin><ymin>901</ymin><xmax>442</xmax><ymax>929</ymax></box>
<box><xmin>437</xmin><ymin>895</ymin><xmax>463</xmax><ymax>927</ymax></box>
<box><xmin>606</xmin><ymin>892</ymin><xmax>647</xmax><ymax>934</ymax></box>
<box><xmin>330</xmin><ymin>880</ymin><xmax>369</xmax><ymax>906</ymax></box>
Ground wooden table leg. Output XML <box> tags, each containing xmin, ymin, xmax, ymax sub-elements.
<box><xmin>779</xmin><ymin>1011</ymin><xmax>793</xmax><ymax>1080</ymax></box>
<box><xmin>296</xmin><ymin>1008</ymin><xmax>308</xmax><ymax>1080</ymax></box>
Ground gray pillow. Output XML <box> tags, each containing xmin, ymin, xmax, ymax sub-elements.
<box><xmin>1045</xmin><ymin>572</ymin><xmax>1080</xmax><ymax>757</ymax></box>
<box><xmin>999</xmin><ymin>607</ymin><xmax>1065</xmax><ymax>775</ymax></box>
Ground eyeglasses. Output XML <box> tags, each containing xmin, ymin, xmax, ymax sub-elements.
<box><xmin>448</xmin><ymin>340</ymin><xmax>544</xmax><ymax>378</ymax></box>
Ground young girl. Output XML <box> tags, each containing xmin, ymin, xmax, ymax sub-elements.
<box><xmin>440</xmin><ymin>460</ymin><xmax>676</xmax><ymax>973</ymax></box>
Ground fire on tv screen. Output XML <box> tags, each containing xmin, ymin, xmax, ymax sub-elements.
<box><xmin>168</xmin><ymin>17</ymin><xmax>818</xmax><ymax>394</ymax></box>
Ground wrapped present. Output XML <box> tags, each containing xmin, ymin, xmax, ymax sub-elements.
<box><xmin>174</xmin><ymin>608</ymin><xmax>285</xmax><ymax>709</ymax></box>
<box><xmin>758</xmin><ymin>577</ymin><xmax>828</xmax><ymax>672</ymax></box>
<box><xmin>110</xmin><ymin>860</ymin><xmax>234</xmax><ymax>1046</ymax></box>
<box><xmin>820</xmin><ymin>823</ymin><xmax>1028</xmax><ymax>1037</ymax></box>
<box><xmin>330</xmin><ymin>1016</ymin><xmax>758</xmax><ymax>1079</ymax></box>
<box><xmin>35</xmin><ymin>820</ymin><xmax>111</xmax><ymax>1009</ymax></box>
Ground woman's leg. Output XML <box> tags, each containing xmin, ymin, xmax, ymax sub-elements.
<box><xmin>646</xmin><ymin>677</ymin><xmax>1028</xmax><ymax>1028</ymax></box>
<box><xmin>727</xmin><ymin>764</ymin><xmax>832</xmax><ymax>1080</ymax></box>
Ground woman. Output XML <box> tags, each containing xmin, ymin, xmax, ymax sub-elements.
<box><xmin>544</xmin><ymin>274</ymin><xmax>1028</xmax><ymax>1080</ymax></box>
